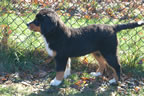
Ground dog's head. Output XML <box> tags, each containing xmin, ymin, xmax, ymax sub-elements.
<box><xmin>27</xmin><ymin>8</ymin><xmax>60</xmax><ymax>35</ymax></box>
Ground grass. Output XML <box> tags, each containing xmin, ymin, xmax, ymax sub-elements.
<box><xmin>0</xmin><ymin>71</ymin><xmax>144</xmax><ymax>96</ymax></box>
<box><xmin>0</xmin><ymin>3</ymin><xmax>144</xmax><ymax>95</ymax></box>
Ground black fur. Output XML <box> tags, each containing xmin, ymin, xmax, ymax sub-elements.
<box><xmin>28</xmin><ymin>8</ymin><xmax>144</xmax><ymax>80</ymax></box>
<box><xmin>114</xmin><ymin>22</ymin><xmax>144</xmax><ymax>32</ymax></box>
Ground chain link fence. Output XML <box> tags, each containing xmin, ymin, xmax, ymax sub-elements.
<box><xmin>0</xmin><ymin>0</ymin><xmax>144</xmax><ymax>72</ymax></box>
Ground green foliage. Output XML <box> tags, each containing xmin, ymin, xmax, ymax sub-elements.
<box><xmin>0</xmin><ymin>86</ymin><xmax>15</xmax><ymax>96</ymax></box>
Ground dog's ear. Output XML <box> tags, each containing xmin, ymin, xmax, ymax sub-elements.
<box><xmin>36</xmin><ymin>14</ymin><xmax>43</xmax><ymax>21</ymax></box>
<box><xmin>40</xmin><ymin>15</ymin><xmax>57</xmax><ymax>35</ymax></box>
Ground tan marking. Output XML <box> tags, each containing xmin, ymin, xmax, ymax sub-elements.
<box><xmin>66</xmin><ymin>61</ymin><xmax>70</xmax><ymax>68</ymax></box>
<box><xmin>92</xmin><ymin>51</ymin><xmax>107</xmax><ymax>75</ymax></box>
<box><xmin>56</xmin><ymin>72</ymin><xmax>64</xmax><ymax>81</ymax></box>
<box><xmin>110</xmin><ymin>67</ymin><xmax>119</xmax><ymax>81</ymax></box>
<box><xmin>44</xmin><ymin>51</ymin><xmax>56</xmax><ymax>64</ymax></box>
<box><xmin>93</xmin><ymin>51</ymin><xmax>119</xmax><ymax>81</ymax></box>
<box><xmin>29</xmin><ymin>23</ymin><xmax>41</xmax><ymax>32</ymax></box>
<box><xmin>53</xmin><ymin>51</ymin><xmax>57</xmax><ymax>57</ymax></box>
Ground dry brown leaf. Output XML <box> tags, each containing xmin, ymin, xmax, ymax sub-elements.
<box><xmin>82</xmin><ymin>57</ymin><xmax>88</xmax><ymax>64</ymax></box>
<box><xmin>21</xmin><ymin>81</ymin><xmax>31</xmax><ymax>86</ymax></box>
<box><xmin>134</xmin><ymin>86</ymin><xmax>140</xmax><ymax>93</ymax></box>
<box><xmin>38</xmin><ymin>70</ymin><xmax>47</xmax><ymax>78</ymax></box>
<box><xmin>84</xmin><ymin>15</ymin><xmax>90</xmax><ymax>19</ymax></box>
<box><xmin>81</xmin><ymin>8</ymin><xmax>86</xmax><ymax>12</ymax></box>
<box><xmin>135</xmin><ymin>18</ymin><xmax>141</xmax><ymax>21</ymax></box>
<box><xmin>80</xmin><ymin>77</ymin><xmax>89</xmax><ymax>81</ymax></box>
<box><xmin>75</xmin><ymin>80</ymin><xmax>83</xmax><ymax>86</ymax></box>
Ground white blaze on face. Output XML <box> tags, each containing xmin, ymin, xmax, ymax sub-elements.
<box><xmin>42</xmin><ymin>36</ymin><xmax>54</xmax><ymax>57</ymax></box>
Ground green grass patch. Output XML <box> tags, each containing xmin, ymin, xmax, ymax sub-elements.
<box><xmin>0</xmin><ymin>86</ymin><xmax>15</xmax><ymax>96</ymax></box>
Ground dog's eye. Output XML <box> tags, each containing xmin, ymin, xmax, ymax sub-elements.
<box><xmin>34</xmin><ymin>20</ymin><xmax>40</xmax><ymax>26</ymax></box>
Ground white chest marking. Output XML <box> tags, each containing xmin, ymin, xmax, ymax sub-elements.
<box><xmin>42</xmin><ymin>36</ymin><xmax>54</xmax><ymax>57</ymax></box>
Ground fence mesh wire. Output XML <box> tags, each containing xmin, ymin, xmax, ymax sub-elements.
<box><xmin>0</xmin><ymin>0</ymin><xmax>144</xmax><ymax>67</ymax></box>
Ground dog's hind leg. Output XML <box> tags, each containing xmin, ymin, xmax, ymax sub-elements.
<box><xmin>90</xmin><ymin>51</ymin><xmax>108</xmax><ymax>77</ymax></box>
<box><xmin>102</xmin><ymin>54</ymin><xmax>121</xmax><ymax>84</ymax></box>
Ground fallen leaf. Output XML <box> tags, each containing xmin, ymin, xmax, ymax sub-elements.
<box><xmin>134</xmin><ymin>86</ymin><xmax>140</xmax><ymax>93</ymax></box>
<box><xmin>4</xmin><ymin>80</ymin><xmax>12</xmax><ymax>84</ymax></box>
<box><xmin>102</xmin><ymin>76</ymin><xmax>108</xmax><ymax>81</ymax></box>
<box><xmin>0</xmin><ymin>77</ymin><xmax>7</xmax><ymax>83</ymax></box>
<box><xmin>81</xmin><ymin>8</ymin><xmax>86</xmax><ymax>12</ymax></box>
<box><xmin>21</xmin><ymin>81</ymin><xmax>31</xmax><ymax>86</ymax></box>
<box><xmin>75</xmin><ymin>80</ymin><xmax>83</xmax><ymax>86</ymax></box>
<box><xmin>93</xmin><ymin>14</ymin><xmax>99</xmax><ymax>19</ymax></box>
<box><xmin>82</xmin><ymin>57</ymin><xmax>88</xmax><ymax>64</ymax></box>
<box><xmin>122</xmin><ymin>37</ymin><xmax>127</xmax><ymax>40</ymax></box>
<box><xmin>0</xmin><ymin>24</ymin><xmax>7</xmax><ymax>28</ymax></box>
<box><xmin>84</xmin><ymin>15</ymin><xmax>90</xmax><ymax>19</ymax></box>
<box><xmin>1</xmin><ymin>77</ymin><xmax>7</xmax><ymax>81</ymax></box>
<box><xmin>83</xmin><ymin>80</ymin><xmax>87</xmax><ymax>84</ymax></box>
<box><xmin>138</xmin><ymin>32</ymin><xmax>143</xmax><ymax>35</ymax></box>
<box><xmin>86</xmin><ymin>3</ymin><xmax>91</xmax><ymax>9</ymax></box>
<box><xmin>135</xmin><ymin>18</ymin><xmax>141</xmax><ymax>21</ymax></box>
<box><xmin>35</xmin><ymin>70</ymin><xmax>47</xmax><ymax>78</ymax></box>
<box><xmin>80</xmin><ymin>77</ymin><xmax>89</xmax><ymax>81</ymax></box>
<box><xmin>8</xmin><ymin>30</ymin><xmax>12</xmax><ymax>35</ymax></box>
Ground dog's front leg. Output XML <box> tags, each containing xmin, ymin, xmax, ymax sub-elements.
<box><xmin>50</xmin><ymin>57</ymin><xmax>68</xmax><ymax>86</ymax></box>
<box><xmin>50</xmin><ymin>72</ymin><xmax>64</xmax><ymax>86</ymax></box>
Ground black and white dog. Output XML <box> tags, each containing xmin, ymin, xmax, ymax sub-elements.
<box><xmin>27</xmin><ymin>8</ymin><xmax>144</xmax><ymax>86</ymax></box>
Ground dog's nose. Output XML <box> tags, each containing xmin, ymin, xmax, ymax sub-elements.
<box><xmin>26</xmin><ymin>24</ymin><xmax>29</xmax><ymax>27</ymax></box>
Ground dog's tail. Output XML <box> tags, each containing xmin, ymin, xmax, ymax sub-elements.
<box><xmin>114</xmin><ymin>21</ymin><xmax>144</xmax><ymax>32</ymax></box>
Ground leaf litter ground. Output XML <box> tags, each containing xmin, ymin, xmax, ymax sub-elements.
<box><xmin>0</xmin><ymin>63</ymin><xmax>144</xmax><ymax>96</ymax></box>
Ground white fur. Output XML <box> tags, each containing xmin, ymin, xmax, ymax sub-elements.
<box><xmin>109</xmin><ymin>78</ymin><xmax>116</xmax><ymax>84</ymax></box>
<box><xmin>90</xmin><ymin>72</ymin><xmax>102</xmax><ymax>77</ymax></box>
<box><xmin>138</xmin><ymin>21</ymin><xmax>144</xmax><ymax>25</ymax></box>
<box><xmin>42</xmin><ymin>36</ymin><xmax>54</xmax><ymax>57</ymax></box>
<box><xmin>64</xmin><ymin>58</ymin><xmax>71</xmax><ymax>78</ymax></box>
<box><xmin>50</xmin><ymin>77</ymin><xmax>62</xmax><ymax>86</ymax></box>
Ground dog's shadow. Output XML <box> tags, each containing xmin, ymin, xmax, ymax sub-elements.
<box><xmin>28</xmin><ymin>62</ymin><xmax>144</xmax><ymax>96</ymax></box>
<box><xmin>28</xmin><ymin>81</ymin><xmax>117</xmax><ymax>96</ymax></box>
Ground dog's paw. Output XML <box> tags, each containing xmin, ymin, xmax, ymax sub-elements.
<box><xmin>109</xmin><ymin>78</ymin><xmax>116</xmax><ymax>84</ymax></box>
<box><xmin>90</xmin><ymin>72</ymin><xmax>102</xmax><ymax>77</ymax></box>
<box><xmin>50</xmin><ymin>78</ymin><xmax>62</xmax><ymax>86</ymax></box>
